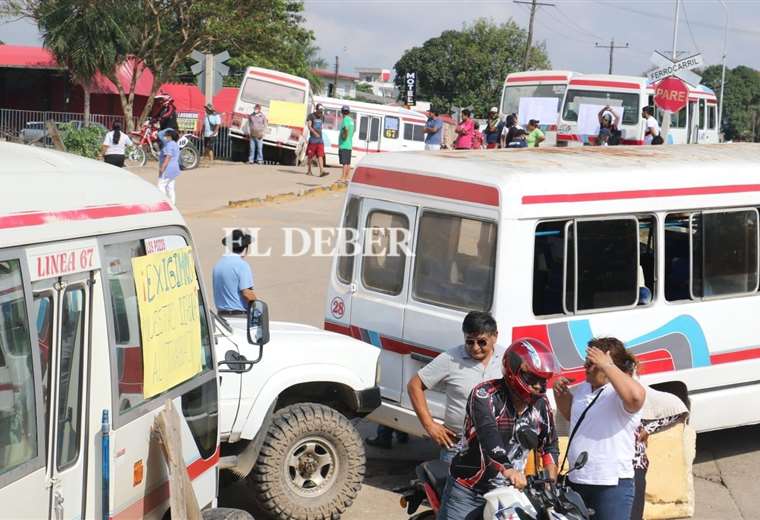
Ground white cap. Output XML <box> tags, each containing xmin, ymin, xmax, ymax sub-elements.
<box><xmin>490</xmin><ymin>106</ymin><xmax>498</xmax><ymax>113</ymax></box>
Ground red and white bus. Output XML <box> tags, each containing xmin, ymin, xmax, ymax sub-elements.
<box><xmin>500</xmin><ymin>70</ymin><xmax>577</xmax><ymax>147</ymax></box>
<box><xmin>230</xmin><ymin>67</ymin><xmax>313</xmax><ymax>164</ymax></box>
<box><xmin>648</xmin><ymin>83</ymin><xmax>720</xmax><ymax>145</ymax></box>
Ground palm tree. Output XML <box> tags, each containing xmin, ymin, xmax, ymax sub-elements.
<box><xmin>37</xmin><ymin>1</ymin><xmax>122</xmax><ymax>125</ymax></box>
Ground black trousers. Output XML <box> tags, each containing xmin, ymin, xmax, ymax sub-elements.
<box><xmin>104</xmin><ymin>154</ymin><xmax>125</xmax><ymax>167</ymax></box>
<box><xmin>631</xmin><ymin>467</ymin><xmax>647</xmax><ymax>520</ymax></box>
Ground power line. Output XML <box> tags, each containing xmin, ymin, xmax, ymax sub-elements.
<box><xmin>514</xmin><ymin>0</ymin><xmax>556</xmax><ymax>70</ymax></box>
<box><xmin>553</xmin><ymin>5</ymin><xmax>606</xmax><ymax>41</ymax></box>
<box><xmin>681</xmin><ymin>0</ymin><xmax>703</xmax><ymax>55</ymax></box>
<box><xmin>595</xmin><ymin>38</ymin><xmax>630</xmax><ymax>74</ymax></box>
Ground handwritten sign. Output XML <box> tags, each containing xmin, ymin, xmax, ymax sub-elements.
<box><xmin>131</xmin><ymin>246</ymin><xmax>202</xmax><ymax>398</ymax></box>
<box><xmin>27</xmin><ymin>239</ymin><xmax>101</xmax><ymax>281</ymax></box>
<box><xmin>268</xmin><ymin>100</ymin><xmax>307</xmax><ymax>127</ymax></box>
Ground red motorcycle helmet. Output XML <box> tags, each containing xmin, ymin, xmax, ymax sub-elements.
<box><xmin>503</xmin><ymin>338</ymin><xmax>560</xmax><ymax>402</ymax></box>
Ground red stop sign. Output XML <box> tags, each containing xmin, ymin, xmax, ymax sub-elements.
<box><xmin>654</xmin><ymin>77</ymin><xmax>689</xmax><ymax>112</ymax></box>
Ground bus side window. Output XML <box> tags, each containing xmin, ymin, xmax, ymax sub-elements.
<box><xmin>412</xmin><ymin>211</ymin><xmax>496</xmax><ymax>311</ymax></box>
<box><xmin>337</xmin><ymin>197</ymin><xmax>361</xmax><ymax>284</ymax></box>
<box><xmin>384</xmin><ymin>116</ymin><xmax>399</xmax><ymax>139</ymax></box>
<box><xmin>361</xmin><ymin>211</ymin><xmax>409</xmax><ymax>296</ymax></box>
<box><xmin>358</xmin><ymin>117</ymin><xmax>368</xmax><ymax>141</ymax></box>
<box><xmin>699</xmin><ymin>99</ymin><xmax>706</xmax><ymax>129</ymax></box>
<box><xmin>533</xmin><ymin>221</ymin><xmax>567</xmax><ymax>316</ymax></box>
<box><xmin>403</xmin><ymin>123</ymin><xmax>425</xmax><ymax>142</ymax></box>
<box><xmin>638</xmin><ymin>216</ymin><xmax>657</xmax><ymax>304</ymax></box>
<box><xmin>708</xmin><ymin>105</ymin><xmax>717</xmax><ymax>130</ymax></box>
<box><xmin>0</xmin><ymin>259</ymin><xmax>40</xmax><ymax>478</ymax></box>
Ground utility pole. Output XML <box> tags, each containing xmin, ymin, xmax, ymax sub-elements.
<box><xmin>333</xmin><ymin>55</ymin><xmax>339</xmax><ymax>98</ymax></box>
<box><xmin>514</xmin><ymin>0</ymin><xmax>555</xmax><ymax>71</ymax></box>
<box><xmin>660</xmin><ymin>0</ymin><xmax>680</xmax><ymax>143</ymax></box>
<box><xmin>595</xmin><ymin>38</ymin><xmax>629</xmax><ymax>74</ymax></box>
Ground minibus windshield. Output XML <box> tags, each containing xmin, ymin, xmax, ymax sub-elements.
<box><xmin>501</xmin><ymin>84</ymin><xmax>566</xmax><ymax>116</ymax></box>
<box><xmin>241</xmin><ymin>78</ymin><xmax>306</xmax><ymax>106</ymax></box>
<box><xmin>562</xmin><ymin>89</ymin><xmax>640</xmax><ymax>125</ymax></box>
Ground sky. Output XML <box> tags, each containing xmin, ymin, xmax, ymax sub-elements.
<box><xmin>300</xmin><ymin>0</ymin><xmax>760</xmax><ymax>78</ymax></box>
<box><xmin>1</xmin><ymin>0</ymin><xmax>759</xmax><ymax>79</ymax></box>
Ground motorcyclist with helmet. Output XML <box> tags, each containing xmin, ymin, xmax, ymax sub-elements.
<box><xmin>154</xmin><ymin>93</ymin><xmax>178</xmax><ymax>148</ymax></box>
<box><xmin>438</xmin><ymin>338</ymin><xmax>561</xmax><ymax>520</ymax></box>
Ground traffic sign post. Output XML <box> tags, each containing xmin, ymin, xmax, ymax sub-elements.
<box><xmin>648</xmin><ymin>50</ymin><xmax>703</xmax><ymax>144</ymax></box>
<box><xmin>191</xmin><ymin>50</ymin><xmax>231</xmax><ymax>104</ymax></box>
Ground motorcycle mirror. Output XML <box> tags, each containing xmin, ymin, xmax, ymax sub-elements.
<box><xmin>515</xmin><ymin>427</ymin><xmax>539</xmax><ymax>451</ymax></box>
<box><xmin>573</xmin><ymin>451</ymin><xmax>589</xmax><ymax>471</ymax></box>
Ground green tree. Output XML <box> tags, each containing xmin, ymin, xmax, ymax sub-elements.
<box><xmin>356</xmin><ymin>82</ymin><xmax>374</xmax><ymax>94</ymax></box>
<box><xmin>393</xmin><ymin>19</ymin><xmax>551</xmax><ymax>115</ymax></box>
<box><xmin>701</xmin><ymin>65</ymin><xmax>760</xmax><ymax>141</ymax></box>
<box><xmin>35</xmin><ymin>1</ymin><xmax>123</xmax><ymax>126</ymax></box>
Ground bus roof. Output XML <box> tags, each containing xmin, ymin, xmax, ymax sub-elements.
<box><xmin>569</xmin><ymin>74</ymin><xmax>647</xmax><ymax>91</ymax></box>
<box><xmin>351</xmin><ymin>144</ymin><xmax>760</xmax><ymax>219</ymax></box>
<box><xmin>0</xmin><ymin>142</ymin><xmax>182</xmax><ymax>247</ymax></box>
<box><xmin>505</xmin><ymin>70</ymin><xmax>576</xmax><ymax>84</ymax></box>
<box><xmin>245</xmin><ymin>67</ymin><xmax>309</xmax><ymax>89</ymax></box>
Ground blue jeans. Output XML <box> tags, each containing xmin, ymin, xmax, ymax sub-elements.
<box><xmin>438</xmin><ymin>477</ymin><xmax>485</xmax><ymax>520</ymax></box>
<box><xmin>570</xmin><ymin>478</ymin><xmax>634</xmax><ymax>520</ymax></box>
<box><xmin>440</xmin><ymin>446</ymin><xmax>458</xmax><ymax>464</ymax></box>
<box><xmin>249</xmin><ymin>137</ymin><xmax>264</xmax><ymax>163</ymax></box>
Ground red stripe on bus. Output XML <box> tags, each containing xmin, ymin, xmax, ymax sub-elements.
<box><xmin>506</xmin><ymin>75</ymin><xmax>569</xmax><ymax>83</ymax></box>
<box><xmin>352</xmin><ymin>167</ymin><xmax>500</xmax><ymax>206</ymax></box>
<box><xmin>710</xmin><ymin>347</ymin><xmax>760</xmax><ymax>365</ymax></box>
<box><xmin>522</xmin><ymin>184</ymin><xmax>760</xmax><ymax>205</ymax></box>
<box><xmin>0</xmin><ymin>202</ymin><xmax>173</xmax><ymax>230</ymax></box>
<box><xmin>569</xmin><ymin>79</ymin><xmax>642</xmax><ymax>90</ymax></box>
<box><xmin>250</xmin><ymin>71</ymin><xmax>307</xmax><ymax>88</ymax></box>
<box><xmin>325</xmin><ymin>320</ymin><xmax>441</xmax><ymax>359</ymax></box>
<box><xmin>557</xmin><ymin>134</ymin><xmax>644</xmax><ymax>145</ymax></box>
<box><xmin>111</xmin><ymin>448</ymin><xmax>220</xmax><ymax>520</ymax></box>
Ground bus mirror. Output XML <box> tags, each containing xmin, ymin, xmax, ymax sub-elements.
<box><xmin>247</xmin><ymin>300</ymin><xmax>270</xmax><ymax>346</ymax></box>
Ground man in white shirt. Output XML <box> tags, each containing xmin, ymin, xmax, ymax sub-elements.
<box><xmin>642</xmin><ymin>107</ymin><xmax>661</xmax><ymax>145</ymax></box>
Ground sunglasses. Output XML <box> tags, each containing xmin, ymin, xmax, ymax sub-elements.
<box><xmin>520</xmin><ymin>371</ymin><xmax>546</xmax><ymax>388</ymax></box>
<box><xmin>465</xmin><ymin>338</ymin><xmax>489</xmax><ymax>348</ymax></box>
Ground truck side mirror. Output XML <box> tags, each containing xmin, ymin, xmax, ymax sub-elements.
<box><xmin>247</xmin><ymin>299</ymin><xmax>270</xmax><ymax>346</ymax></box>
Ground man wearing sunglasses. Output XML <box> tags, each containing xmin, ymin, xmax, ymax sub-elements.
<box><xmin>407</xmin><ymin>311</ymin><xmax>506</xmax><ymax>462</ymax></box>
<box><xmin>438</xmin><ymin>338</ymin><xmax>561</xmax><ymax>520</ymax></box>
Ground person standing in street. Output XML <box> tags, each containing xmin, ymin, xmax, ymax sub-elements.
<box><xmin>642</xmin><ymin>107</ymin><xmax>662</xmax><ymax>145</ymax></box>
<box><xmin>157</xmin><ymin>129</ymin><xmax>180</xmax><ymax>204</ymax></box>
<box><xmin>484</xmin><ymin>107</ymin><xmax>503</xmax><ymax>149</ymax></box>
<box><xmin>203</xmin><ymin>103</ymin><xmax>221</xmax><ymax>163</ymax></box>
<box><xmin>248</xmin><ymin>104</ymin><xmax>268</xmax><ymax>165</ymax></box>
<box><xmin>453</xmin><ymin>109</ymin><xmax>474</xmax><ymax>150</ymax></box>
<box><xmin>338</xmin><ymin>105</ymin><xmax>354</xmax><ymax>183</ymax></box>
<box><xmin>407</xmin><ymin>311</ymin><xmax>506</xmax><ymax>463</ymax></box>
<box><xmin>526</xmin><ymin>119</ymin><xmax>545</xmax><ymax>147</ymax></box>
<box><xmin>424</xmin><ymin>108</ymin><xmax>444</xmax><ymax>151</ymax></box>
<box><xmin>213</xmin><ymin>229</ymin><xmax>256</xmax><ymax>317</ymax></box>
<box><xmin>101</xmin><ymin>121</ymin><xmax>128</xmax><ymax>167</ymax></box>
<box><xmin>306</xmin><ymin>103</ymin><xmax>327</xmax><ymax>176</ymax></box>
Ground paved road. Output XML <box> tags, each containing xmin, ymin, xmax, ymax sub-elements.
<box><xmin>184</xmin><ymin>192</ymin><xmax>759</xmax><ymax>520</ymax></box>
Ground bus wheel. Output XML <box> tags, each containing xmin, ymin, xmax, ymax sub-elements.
<box><xmin>201</xmin><ymin>508</ymin><xmax>254</xmax><ymax>520</ymax></box>
<box><xmin>248</xmin><ymin>403</ymin><xmax>365</xmax><ymax>520</ymax></box>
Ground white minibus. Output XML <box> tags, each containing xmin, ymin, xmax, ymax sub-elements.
<box><xmin>0</xmin><ymin>142</ymin><xmax>247</xmax><ymax>519</ymax></box>
<box><xmin>325</xmin><ymin>144</ymin><xmax>760</xmax><ymax>437</ymax></box>
<box><xmin>230</xmin><ymin>66</ymin><xmax>313</xmax><ymax>164</ymax></box>
<box><xmin>649</xmin><ymin>83</ymin><xmax>720</xmax><ymax>145</ymax></box>
<box><xmin>314</xmin><ymin>96</ymin><xmax>428</xmax><ymax>164</ymax></box>
<box><xmin>500</xmin><ymin>70</ymin><xmax>576</xmax><ymax>147</ymax></box>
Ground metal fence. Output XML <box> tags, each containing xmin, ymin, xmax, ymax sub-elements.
<box><xmin>0</xmin><ymin>108</ymin><xmax>241</xmax><ymax>161</ymax></box>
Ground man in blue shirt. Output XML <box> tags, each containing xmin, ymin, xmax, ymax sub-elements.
<box><xmin>213</xmin><ymin>229</ymin><xmax>256</xmax><ymax>315</ymax></box>
<box><xmin>203</xmin><ymin>103</ymin><xmax>221</xmax><ymax>163</ymax></box>
<box><xmin>424</xmin><ymin>108</ymin><xmax>443</xmax><ymax>151</ymax></box>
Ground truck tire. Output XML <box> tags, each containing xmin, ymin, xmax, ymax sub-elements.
<box><xmin>202</xmin><ymin>507</ymin><xmax>255</xmax><ymax>520</ymax></box>
<box><xmin>248</xmin><ymin>403</ymin><xmax>365</xmax><ymax>520</ymax></box>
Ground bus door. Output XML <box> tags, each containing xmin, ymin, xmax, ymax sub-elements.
<box><xmin>33</xmin><ymin>271</ymin><xmax>92</xmax><ymax>520</ymax></box>
<box><xmin>350</xmin><ymin>200</ymin><xmax>417</xmax><ymax>402</ymax></box>
<box><xmin>358</xmin><ymin>115</ymin><xmax>382</xmax><ymax>153</ymax></box>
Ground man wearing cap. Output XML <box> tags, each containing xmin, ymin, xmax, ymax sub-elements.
<box><xmin>306</xmin><ymin>103</ymin><xmax>326</xmax><ymax>176</ymax></box>
<box><xmin>484</xmin><ymin>107</ymin><xmax>503</xmax><ymax>149</ymax></box>
<box><xmin>248</xmin><ymin>104</ymin><xmax>268</xmax><ymax>165</ymax></box>
<box><xmin>423</xmin><ymin>108</ymin><xmax>443</xmax><ymax>151</ymax></box>
<box><xmin>338</xmin><ymin>105</ymin><xmax>354</xmax><ymax>183</ymax></box>
<box><xmin>203</xmin><ymin>103</ymin><xmax>221</xmax><ymax>163</ymax></box>
<box><xmin>212</xmin><ymin>229</ymin><xmax>256</xmax><ymax>317</ymax></box>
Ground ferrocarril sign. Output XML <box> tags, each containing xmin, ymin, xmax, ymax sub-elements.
<box><xmin>647</xmin><ymin>52</ymin><xmax>703</xmax><ymax>86</ymax></box>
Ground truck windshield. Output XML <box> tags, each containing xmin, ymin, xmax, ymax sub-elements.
<box><xmin>501</xmin><ymin>84</ymin><xmax>566</xmax><ymax>116</ymax></box>
<box><xmin>241</xmin><ymin>78</ymin><xmax>306</xmax><ymax>106</ymax></box>
<box><xmin>562</xmin><ymin>89</ymin><xmax>640</xmax><ymax>125</ymax></box>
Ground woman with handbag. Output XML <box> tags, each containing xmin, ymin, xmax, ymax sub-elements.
<box><xmin>248</xmin><ymin>104</ymin><xmax>268</xmax><ymax>165</ymax></box>
<box><xmin>553</xmin><ymin>337</ymin><xmax>646</xmax><ymax>520</ymax></box>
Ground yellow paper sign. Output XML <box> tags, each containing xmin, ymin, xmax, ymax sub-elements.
<box><xmin>132</xmin><ymin>246</ymin><xmax>202</xmax><ymax>398</ymax></box>
<box><xmin>268</xmin><ymin>100</ymin><xmax>307</xmax><ymax>127</ymax></box>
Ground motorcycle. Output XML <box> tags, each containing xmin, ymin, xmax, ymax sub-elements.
<box><xmin>127</xmin><ymin>120</ymin><xmax>200</xmax><ymax>169</ymax></box>
<box><xmin>399</xmin><ymin>427</ymin><xmax>591</xmax><ymax>520</ymax></box>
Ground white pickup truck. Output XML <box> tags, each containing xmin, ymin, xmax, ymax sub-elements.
<box><xmin>214</xmin><ymin>300</ymin><xmax>381</xmax><ymax>520</ymax></box>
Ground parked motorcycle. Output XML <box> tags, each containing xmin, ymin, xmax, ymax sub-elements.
<box><xmin>127</xmin><ymin>120</ymin><xmax>199</xmax><ymax>169</ymax></box>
